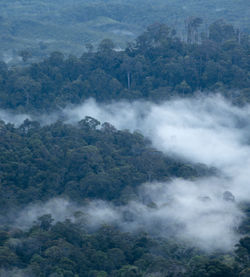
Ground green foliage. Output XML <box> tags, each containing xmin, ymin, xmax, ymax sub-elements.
<box><xmin>0</xmin><ymin>219</ymin><xmax>247</xmax><ymax>276</ymax></box>
<box><xmin>0</xmin><ymin>119</ymin><xmax>208</xmax><ymax>212</ymax></box>
<box><xmin>0</xmin><ymin>19</ymin><xmax>249</xmax><ymax>277</ymax></box>
<box><xmin>0</xmin><ymin>0</ymin><xmax>249</xmax><ymax>60</ymax></box>
<box><xmin>0</xmin><ymin>21</ymin><xmax>249</xmax><ymax>112</ymax></box>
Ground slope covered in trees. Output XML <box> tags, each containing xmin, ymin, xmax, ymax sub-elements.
<box><xmin>1</xmin><ymin>221</ymin><xmax>249</xmax><ymax>277</ymax></box>
<box><xmin>0</xmin><ymin>0</ymin><xmax>249</xmax><ymax>62</ymax></box>
<box><xmin>0</xmin><ymin>21</ymin><xmax>250</xmax><ymax>276</ymax></box>
<box><xmin>0</xmin><ymin>117</ymin><xmax>210</xmax><ymax>213</ymax></box>
<box><xmin>0</xmin><ymin>117</ymin><xmax>227</xmax><ymax>277</ymax></box>
<box><xmin>0</xmin><ymin>114</ymin><xmax>248</xmax><ymax>276</ymax></box>
<box><xmin>0</xmin><ymin>21</ymin><xmax>249</xmax><ymax>113</ymax></box>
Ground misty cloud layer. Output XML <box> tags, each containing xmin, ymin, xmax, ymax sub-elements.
<box><xmin>2</xmin><ymin>94</ymin><xmax>250</xmax><ymax>252</ymax></box>
<box><xmin>0</xmin><ymin>110</ymin><xmax>30</xmax><ymax>126</ymax></box>
<box><xmin>63</xmin><ymin>96</ymin><xmax>250</xmax><ymax>200</ymax></box>
<box><xmin>14</xmin><ymin>181</ymin><xmax>242</xmax><ymax>252</ymax></box>
<box><xmin>0</xmin><ymin>268</ymin><xmax>34</xmax><ymax>277</ymax></box>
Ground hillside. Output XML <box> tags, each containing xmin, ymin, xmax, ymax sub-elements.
<box><xmin>0</xmin><ymin>0</ymin><xmax>249</xmax><ymax>63</ymax></box>
<box><xmin>0</xmin><ymin>8</ymin><xmax>250</xmax><ymax>277</ymax></box>
<box><xmin>0</xmin><ymin>21</ymin><xmax>249</xmax><ymax>113</ymax></box>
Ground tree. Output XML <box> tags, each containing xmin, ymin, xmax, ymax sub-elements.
<box><xmin>37</xmin><ymin>214</ymin><xmax>54</xmax><ymax>231</ymax></box>
<box><xmin>209</xmin><ymin>20</ymin><xmax>236</xmax><ymax>43</ymax></box>
<box><xmin>116</xmin><ymin>265</ymin><xmax>142</xmax><ymax>277</ymax></box>
<box><xmin>18</xmin><ymin>49</ymin><xmax>32</xmax><ymax>62</ymax></box>
<box><xmin>85</xmin><ymin>42</ymin><xmax>94</xmax><ymax>53</ymax></box>
<box><xmin>136</xmin><ymin>23</ymin><xmax>172</xmax><ymax>51</ymax></box>
<box><xmin>185</xmin><ymin>17</ymin><xmax>203</xmax><ymax>44</ymax></box>
<box><xmin>48</xmin><ymin>52</ymin><xmax>64</xmax><ymax>67</ymax></box>
<box><xmin>120</xmin><ymin>55</ymin><xmax>133</xmax><ymax>89</ymax></box>
<box><xmin>98</xmin><ymin>39</ymin><xmax>115</xmax><ymax>53</ymax></box>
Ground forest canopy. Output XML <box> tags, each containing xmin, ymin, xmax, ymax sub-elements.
<box><xmin>0</xmin><ymin>19</ymin><xmax>250</xmax><ymax>277</ymax></box>
<box><xmin>0</xmin><ymin>21</ymin><xmax>249</xmax><ymax>113</ymax></box>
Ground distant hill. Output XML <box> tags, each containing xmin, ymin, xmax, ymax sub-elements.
<box><xmin>0</xmin><ymin>0</ymin><xmax>249</xmax><ymax>63</ymax></box>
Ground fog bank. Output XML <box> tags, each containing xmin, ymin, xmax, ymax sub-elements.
<box><xmin>63</xmin><ymin>96</ymin><xmax>250</xmax><ymax>200</ymax></box>
<box><xmin>2</xmin><ymin>94</ymin><xmax>250</xmax><ymax>252</ymax></box>
<box><xmin>63</xmin><ymin>95</ymin><xmax>250</xmax><ymax>250</ymax></box>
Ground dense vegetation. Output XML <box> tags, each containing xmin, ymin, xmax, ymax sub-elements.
<box><xmin>0</xmin><ymin>21</ymin><xmax>249</xmax><ymax>113</ymax></box>
<box><xmin>0</xmin><ymin>220</ymin><xmax>249</xmax><ymax>277</ymax></box>
<box><xmin>0</xmin><ymin>0</ymin><xmax>249</xmax><ymax>62</ymax></box>
<box><xmin>0</xmin><ymin>19</ymin><xmax>250</xmax><ymax>276</ymax></box>
<box><xmin>0</xmin><ymin>118</ymin><xmax>224</xmax><ymax>277</ymax></box>
<box><xmin>0</xmin><ymin>117</ymin><xmax>207</xmax><ymax>213</ymax></box>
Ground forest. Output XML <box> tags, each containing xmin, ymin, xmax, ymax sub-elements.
<box><xmin>0</xmin><ymin>17</ymin><xmax>249</xmax><ymax>277</ymax></box>
<box><xmin>0</xmin><ymin>114</ymin><xmax>249</xmax><ymax>277</ymax></box>
<box><xmin>0</xmin><ymin>0</ymin><xmax>249</xmax><ymax>63</ymax></box>
<box><xmin>0</xmin><ymin>20</ymin><xmax>249</xmax><ymax>113</ymax></box>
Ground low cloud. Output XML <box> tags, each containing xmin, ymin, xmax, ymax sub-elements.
<box><xmin>2</xmin><ymin>94</ymin><xmax>250</xmax><ymax>252</ymax></box>
<box><xmin>62</xmin><ymin>95</ymin><xmax>250</xmax><ymax>251</ymax></box>
<box><xmin>14</xmin><ymin>198</ymin><xmax>120</xmax><ymax>232</ymax></box>
<box><xmin>62</xmin><ymin>95</ymin><xmax>250</xmax><ymax>200</ymax></box>
<box><xmin>13</xmin><ymin>180</ymin><xmax>243</xmax><ymax>252</ymax></box>
<box><xmin>0</xmin><ymin>110</ymin><xmax>30</xmax><ymax>126</ymax></box>
<box><xmin>0</xmin><ymin>268</ymin><xmax>34</xmax><ymax>277</ymax></box>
